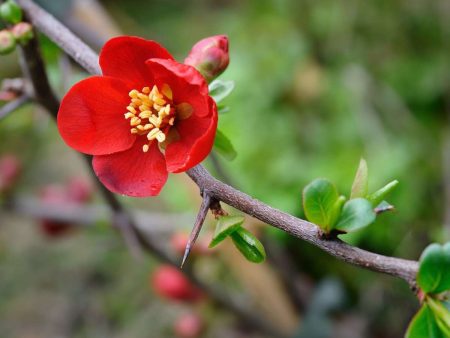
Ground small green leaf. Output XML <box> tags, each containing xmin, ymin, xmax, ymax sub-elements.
<box><xmin>230</xmin><ymin>227</ymin><xmax>266</xmax><ymax>263</ymax></box>
<box><xmin>427</xmin><ymin>297</ymin><xmax>450</xmax><ymax>336</ymax></box>
<box><xmin>417</xmin><ymin>243</ymin><xmax>450</xmax><ymax>294</ymax></box>
<box><xmin>209</xmin><ymin>79</ymin><xmax>235</xmax><ymax>103</ymax></box>
<box><xmin>328</xmin><ymin>195</ymin><xmax>346</xmax><ymax>229</ymax></box>
<box><xmin>350</xmin><ymin>158</ymin><xmax>368</xmax><ymax>199</ymax></box>
<box><xmin>217</xmin><ymin>104</ymin><xmax>230</xmax><ymax>114</ymax></box>
<box><xmin>367</xmin><ymin>180</ymin><xmax>399</xmax><ymax>207</ymax></box>
<box><xmin>334</xmin><ymin>198</ymin><xmax>376</xmax><ymax>233</ymax></box>
<box><xmin>213</xmin><ymin>129</ymin><xmax>237</xmax><ymax>161</ymax></box>
<box><xmin>406</xmin><ymin>304</ymin><xmax>445</xmax><ymax>338</ymax></box>
<box><xmin>303</xmin><ymin>179</ymin><xmax>340</xmax><ymax>233</ymax></box>
<box><xmin>209</xmin><ymin>215</ymin><xmax>244</xmax><ymax>248</ymax></box>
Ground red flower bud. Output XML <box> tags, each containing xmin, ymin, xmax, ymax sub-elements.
<box><xmin>10</xmin><ymin>22</ymin><xmax>34</xmax><ymax>44</ymax></box>
<box><xmin>67</xmin><ymin>177</ymin><xmax>93</xmax><ymax>203</ymax></box>
<box><xmin>184</xmin><ymin>35</ymin><xmax>229</xmax><ymax>83</ymax></box>
<box><xmin>39</xmin><ymin>185</ymin><xmax>74</xmax><ymax>238</ymax></box>
<box><xmin>0</xmin><ymin>154</ymin><xmax>21</xmax><ymax>194</ymax></box>
<box><xmin>174</xmin><ymin>313</ymin><xmax>204</xmax><ymax>338</ymax></box>
<box><xmin>151</xmin><ymin>265</ymin><xmax>203</xmax><ymax>302</ymax></box>
<box><xmin>0</xmin><ymin>30</ymin><xmax>16</xmax><ymax>55</ymax></box>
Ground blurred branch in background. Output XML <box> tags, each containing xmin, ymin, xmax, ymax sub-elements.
<box><xmin>0</xmin><ymin>93</ymin><xmax>29</xmax><ymax>119</ymax></box>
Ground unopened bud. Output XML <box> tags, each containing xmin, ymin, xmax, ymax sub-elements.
<box><xmin>0</xmin><ymin>29</ymin><xmax>16</xmax><ymax>55</ymax></box>
<box><xmin>11</xmin><ymin>22</ymin><xmax>34</xmax><ymax>44</ymax></box>
<box><xmin>0</xmin><ymin>0</ymin><xmax>22</xmax><ymax>24</ymax></box>
<box><xmin>184</xmin><ymin>35</ymin><xmax>229</xmax><ymax>83</ymax></box>
<box><xmin>0</xmin><ymin>154</ymin><xmax>21</xmax><ymax>193</ymax></box>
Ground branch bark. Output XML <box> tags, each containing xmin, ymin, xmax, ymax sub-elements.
<box><xmin>16</xmin><ymin>0</ymin><xmax>419</xmax><ymax>288</ymax></box>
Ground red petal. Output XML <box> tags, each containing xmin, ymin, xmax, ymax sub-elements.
<box><xmin>57</xmin><ymin>76</ymin><xmax>136</xmax><ymax>155</ymax></box>
<box><xmin>146</xmin><ymin>58</ymin><xmax>210</xmax><ymax>118</ymax></box>
<box><xmin>165</xmin><ymin>97</ymin><xmax>218</xmax><ymax>173</ymax></box>
<box><xmin>92</xmin><ymin>139</ymin><xmax>168</xmax><ymax>197</ymax></box>
<box><xmin>100</xmin><ymin>36</ymin><xmax>174</xmax><ymax>88</ymax></box>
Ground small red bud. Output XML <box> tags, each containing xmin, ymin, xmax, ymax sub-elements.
<box><xmin>10</xmin><ymin>22</ymin><xmax>34</xmax><ymax>44</ymax></box>
<box><xmin>39</xmin><ymin>185</ymin><xmax>73</xmax><ymax>238</ymax></box>
<box><xmin>151</xmin><ymin>265</ymin><xmax>203</xmax><ymax>302</ymax></box>
<box><xmin>67</xmin><ymin>177</ymin><xmax>93</xmax><ymax>203</ymax></box>
<box><xmin>0</xmin><ymin>154</ymin><xmax>21</xmax><ymax>194</ymax></box>
<box><xmin>184</xmin><ymin>35</ymin><xmax>229</xmax><ymax>83</ymax></box>
<box><xmin>0</xmin><ymin>30</ymin><xmax>16</xmax><ymax>55</ymax></box>
<box><xmin>174</xmin><ymin>313</ymin><xmax>204</xmax><ymax>338</ymax></box>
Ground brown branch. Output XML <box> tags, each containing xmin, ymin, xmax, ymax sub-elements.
<box><xmin>15</xmin><ymin>0</ymin><xmax>419</xmax><ymax>288</ymax></box>
<box><xmin>14</xmin><ymin>11</ymin><xmax>287</xmax><ymax>337</ymax></box>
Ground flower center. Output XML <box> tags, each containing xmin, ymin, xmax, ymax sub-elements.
<box><xmin>124</xmin><ymin>84</ymin><xmax>176</xmax><ymax>153</ymax></box>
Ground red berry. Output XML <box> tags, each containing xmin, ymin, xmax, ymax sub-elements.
<box><xmin>174</xmin><ymin>313</ymin><xmax>204</xmax><ymax>338</ymax></box>
<box><xmin>151</xmin><ymin>265</ymin><xmax>202</xmax><ymax>302</ymax></box>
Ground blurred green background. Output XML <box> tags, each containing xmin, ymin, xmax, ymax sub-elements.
<box><xmin>0</xmin><ymin>0</ymin><xmax>449</xmax><ymax>337</ymax></box>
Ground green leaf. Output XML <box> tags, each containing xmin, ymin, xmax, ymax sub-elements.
<box><xmin>406</xmin><ymin>304</ymin><xmax>445</xmax><ymax>338</ymax></box>
<box><xmin>350</xmin><ymin>158</ymin><xmax>368</xmax><ymax>199</ymax></box>
<box><xmin>0</xmin><ymin>0</ymin><xmax>22</xmax><ymax>24</ymax></box>
<box><xmin>367</xmin><ymin>180</ymin><xmax>399</xmax><ymax>207</ymax></box>
<box><xmin>334</xmin><ymin>198</ymin><xmax>376</xmax><ymax>233</ymax></box>
<box><xmin>214</xmin><ymin>129</ymin><xmax>237</xmax><ymax>161</ymax></box>
<box><xmin>217</xmin><ymin>104</ymin><xmax>230</xmax><ymax>114</ymax></box>
<box><xmin>303</xmin><ymin>179</ymin><xmax>340</xmax><ymax>233</ymax></box>
<box><xmin>230</xmin><ymin>227</ymin><xmax>266</xmax><ymax>263</ymax></box>
<box><xmin>209</xmin><ymin>79</ymin><xmax>235</xmax><ymax>103</ymax></box>
<box><xmin>427</xmin><ymin>297</ymin><xmax>450</xmax><ymax>336</ymax></box>
<box><xmin>209</xmin><ymin>215</ymin><xmax>244</xmax><ymax>248</ymax></box>
<box><xmin>417</xmin><ymin>243</ymin><xmax>450</xmax><ymax>294</ymax></box>
<box><xmin>328</xmin><ymin>195</ymin><xmax>346</xmax><ymax>229</ymax></box>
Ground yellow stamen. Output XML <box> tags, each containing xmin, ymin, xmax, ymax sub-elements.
<box><xmin>126</xmin><ymin>106</ymin><xmax>137</xmax><ymax>114</ymax></box>
<box><xmin>147</xmin><ymin>127</ymin><xmax>161</xmax><ymax>140</ymax></box>
<box><xmin>142</xmin><ymin>144</ymin><xmax>150</xmax><ymax>152</ymax></box>
<box><xmin>139</xmin><ymin>111</ymin><xmax>152</xmax><ymax>119</ymax></box>
<box><xmin>124</xmin><ymin>112</ymin><xmax>135</xmax><ymax>119</ymax></box>
<box><xmin>130</xmin><ymin>117</ymin><xmax>141</xmax><ymax>126</ymax></box>
<box><xmin>131</xmin><ymin>128</ymin><xmax>138</xmax><ymax>134</ymax></box>
<box><xmin>156</xmin><ymin>132</ymin><xmax>166</xmax><ymax>143</ymax></box>
<box><xmin>142</xmin><ymin>87</ymin><xmax>150</xmax><ymax>94</ymax></box>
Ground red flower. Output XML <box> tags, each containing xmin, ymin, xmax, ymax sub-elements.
<box><xmin>57</xmin><ymin>36</ymin><xmax>218</xmax><ymax>197</ymax></box>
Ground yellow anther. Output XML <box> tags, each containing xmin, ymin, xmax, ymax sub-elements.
<box><xmin>126</xmin><ymin>106</ymin><xmax>137</xmax><ymax>114</ymax></box>
<box><xmin>153</xmin><ymin>103</ymin><xmax>162</xmax><ymax>111</ymax></box>
<box><xmin>169</xmin><ymin>117</ymin><xmax>175</xmax><ymax>125</ymax></box>
<box><xmin>124</xmin><ymin>112</ymin><xmax>135</xmax><ymax>119</ymax></box>
<box><xmin>162</xmin><ymin>83</ymin><xmax>173</xmax><ymax>100</ymax></box>
<box><xmin>147</xmin><ymin>127</ymin><xmax>161</xmax><ymax>140</ymax></box>
<box><xmin>142</xmin><ymin>144</ymin><xmax>150</xmax><ymax>152</ymax></box>
<box><xmin>129</xmin><ymin>89</ymin><xmax>139</xmax><ymax>98</ymax></box>
<box><xmin>149</xmin><ymin>85</ymin><xmax>158</xmax><ymax>97</ymax></box>
<box><xmin>130</xmin><ymin>117</ymin><xmax>141</xmax><ymax>126</ymax></box>
<box><xmin>154</xmin><ymin>97</ymin><xmax>166</xmax><ymax>106</ymax></box>
<box><xmin>142</xmin><ymin>87</ymin><xmax>150</xmax><ymax>94</ymax></box>
<box><xmin>131</xmin><ymin>128</ymin><xmax>139</xmax><ymax>134</ymax></box>
<box><xmin>144</xmin><ymin>124</ymin><xmax>153</xmax><ymax>130</ymax></box>
<box><xmin>136</xmin><ymin>125</ymin><xmax>145</xmax><ymax>131</ymax></box>
<box><xmin>156</xmin><ymin>132</ymin><xmax>166</xmax><ymax>143</ymax></box>
<box><xmin>139</xmin><ymin>111</ymin><xmax>152</xmax><ymax>119</ymax></box>
<box><xmin>131</xmin><ymin>98</ymin><xmax>142</xmax><ymax>106</ymax></box>
<box><xmin>139</xmin><ymin>104</ymin><xmax>150</xmax><ymax>112</ymax></box>
<box><xmin>149</xmin><ymin>115</ymin><xmax>161</xmax><ymax>127</ymax></box>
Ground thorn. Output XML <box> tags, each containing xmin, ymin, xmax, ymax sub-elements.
<box><xmin>180</xmin><ymin>193</ymin><xmax>212</xmax><ymax>268</ymax></box>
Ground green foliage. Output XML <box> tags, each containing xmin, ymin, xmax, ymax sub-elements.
<box><xmin>417</xmin><ymin>243</ymin><xmax>450</xmax><ymax>294</ymax></box>
<box><xmin>303</xmin><ymin>179</ymin><xmax>340</xmax><ymax>232</ymax></box>
<box><xmin>209</xmin><ymin>215</ymin><xmax>244</xmax><ymax>248</ymax></box>
<box><xmin>335</xmin><ymin>198</ymin><xmax>376</xmax><ymax>233</ymax></box>
<box><xmin>367</xmin><ymin>180</ymin><xmax>400</xmax><ymax>208</ymax></box>
<box><xmin>213</xmin><ymin>129</ymin><xmax>237</xmax><ymax>161</ymax></box>
<box><xmin>406</xmin><ymin>304</ymin><xmax>445</xmax><ymax>338</ymax></box>
<box><xmin>230</xmin><ymin>227</ymin><xmax>266</xmax><ymax>263</ymax></box>
<box><xmin>0</xmin><ymin>0</ymin><xmax>22</xmax><ymax>24</ymax></box>
<box><xmin>350</xmin><ymin>158</ymin><xmax>368</xmax><ymax>199</ymax></box>
<box><xmin>209</xmin><ymin>79</ymin><xmax>235</xmax><ymax>103</ymax></box>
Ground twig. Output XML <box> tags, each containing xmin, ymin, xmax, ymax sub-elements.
<box><xmin>15</xmin><ymin>10</ymin><xmax>286</xmax><ymax>337</ymax></box>
<box><xmin>15</xmin><ymin>0</ymin><xmax>419</xmax><ymax>289</ymax></box>
<box><xmin>0</xmin><ymin>94</ymin><xmax>30</xmax><ymax>119</ymax></box>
